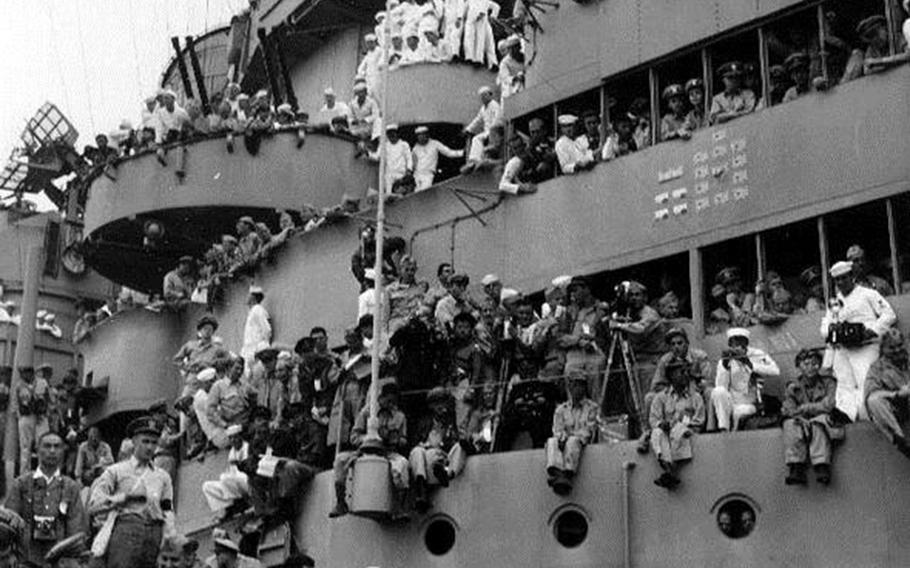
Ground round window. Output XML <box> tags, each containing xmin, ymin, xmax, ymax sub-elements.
<box><xmin>553</xmin><ymin>509</ymin><xmax>589</xmax><ymax>548</ymax></box>
<box><xmin>425</xmin><ymin>518</ymin><xmax>457</xmax><ymax>556</ymax></box>
<box><xmin>717</xmin><ymin>499</ymin><xmax>757</xmax><ymax>539</ymax></box>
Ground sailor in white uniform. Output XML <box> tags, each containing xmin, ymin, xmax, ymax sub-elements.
<box><xmin>820</xmin><ymin>260</ymin><xmax>896</xmax><ymax>421</ymax></box>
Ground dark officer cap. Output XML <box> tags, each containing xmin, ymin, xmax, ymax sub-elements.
<box><xmin>448</xmin><ymin>273</ymin><xmax>470</xmax><ymax>286</ymax></box>
<box><xmin>196</xmin><ymin>314</ymin><xmax>219</xmax><ymax>331</ymax></box>
<box><xmin>715</xmin><ymin>266</ymin><xmax>742</xmax><ymax>285</ymax></box>
<box><xmin>662</xmin><ymin>84</ymin><xmax>685</xmax><ymax>101</ymax></box>
<box><xmin>769</xmin><ymin>64</ymin><xmax>787</xmax><ymax>80</ymax></box>
<box><xmin>718</xmin><ymin>61</ymin><xmax>745</xmax><ymax>77</ymax></box>
<box><xmin>127</xmin><ymin>416</ymin><xmax>163</xmax><ymax>438</ymax></box>
<box><xmin>567</xmin><ymin>275</ymin><xmax>590</xmax><ymax>290</ymax></box>
<box><xmin>148</xmin><ymin>398</ymin><xmax>168</xmax><ymax>414</ymax></box>
<box><xmin>44</xmin><ymin>532</ymin><xmax>89</xmax><ymax>564</ymax></box>
<box><xmin>794</xmin><ymin>348</ymin><xmax>823</xmax><ymax>366</ymax></box>
<box><xmin>685</xmin><ymin>78</ymin><xmax>704</xmax><ymax>93</ymax></box>
<box><xmin>784</xmin><ymin>52</ymin><xmax>809</xmax><ymax>72</ymax></box>
<box><xmin>856</xmin><ymin>15</ymin><xmax>886</xmax><ymax>38</ymax></box>
<box><xmin>665</xmin><ymin>327</ymin><xmax>688</xmax><ymax>342</ymax></box>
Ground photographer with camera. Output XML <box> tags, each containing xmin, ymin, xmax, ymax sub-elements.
<box><xmin>557</xmin><ymin>276</ymin><xmax>609</xmax><ymax>401</ymax></box>
<box><xmin>608</xmin><ymin>281</ymin><xmax>665</xmax><ymax>393</ymax></box>
<box><xmin>821</xmin><ymin>261</ymin><xmax>896</xmax><ymax>422</ymax></box>
<box><xmin>4</xmin><ymin>432</ymin><xmax>86</xmax><ymax>567</ymax></box>
<box><xmin>711</xmin><ymin>328</ymin><xmax>780</xmax><ymax>431</ymax></box>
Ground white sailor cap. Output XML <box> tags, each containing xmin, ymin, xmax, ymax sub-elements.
<box><xmin>144</xmin><ymin>94</ymin><xmax>157</xmax><ymax>104</ymax></box>
<box><xmin>375</xmin><ymin>11</ymin><xmax>386</xmax><ymax>22</ymax></box>
<box><xmin>237</xmin><ymin>93</ymin><xmax>250</xmax><ymax>101</ymax></box>
<box><xmin>365</xmin><ymin>33</ymin><xmax>377</xmax><ymax>42</ymax></box>
<box><xmin>829</xmin><ymin>260</ymin><xmax>854</xmax><ymax>278</ymax></box>
<box><xmin>405</xmin><ymin>24</ymin><xmax>420</xmax><ymax>38</ymax></box>
<box><xmin>558</xmin><ymin>114</ymin><xmax>578</xmax><ymax>126</ymax></box>
<box><xmin>726</xmin><ymin>327</ymin><xmax>751</xmax><ymax>340</ymax></box>
<box><xmin>196</xmin><ymin>368</ymin><xmax>217</xmax><ymax>382</ymax></box>
<box><xmin>419</xmin><ymin>19</ymin><xmax>438</xmax><ymax>34</ymax></box>
<box><xmin>364</xmin><ymin>268</ymin><xmax>377</xmax><ymax>280</ymax></box>
<box><xmin>552</xmin><ymin>275</ymin><xmax>572</xmax><ymax>289</ymax></box>
<box><xmin>500</xmin><ymin>288</ymin><xmax>520</xmax><ymax>303</ymax></box>
<box><xmin>159</xmin><ymin>88</ymin><xmax>177</xmax><ymax>99</ymax></box>
<box><xmin>504</xmin><ymin>34</ymin><xmax>521</xmax><ymax>48</ymax></box>
<box><xmin>276</xmin><ymin>103</ymin><xmax>293</xmax><ymax>114</ymax></box>
<box><xmin>477</xmin><ymin>85</ymin><xmax>493</xmax><ymax>96</ymax></box>
<box><xmin>225</xmin><ymin>424</ymin><xmax>243</xmax><ymax>437</ymax></box>
<box><xmin>254</xmin><ymin>89</ymin><xmax>268</xmax><ymax>98</ymax></box>
<box><xmin>324</xmin><ymin>87</ymin><xmax>336</xmax><ymax>96</ymax></box>
<box><xmin>249</xmin><ymin>285</ymin><xmax>264</xmax><ymax>295</ymax></box>
<box><xmin>481</xmin><ymin>274</ymin><xmax>501</xmax><ymax>286</ymax></box>
<box><xmin>353</xmin><ymin>81</ymin><xmax>368</xmax><ymax>92</ymax></box>
<box><xmin>385</xmin><ymin>123</ymin><xmax>399</xmax><ymax>131</ymax></box>
<box><xmin>415</xmin><ymin>126</ymin><xmax>429</xmax><ymax>134</ymax></box>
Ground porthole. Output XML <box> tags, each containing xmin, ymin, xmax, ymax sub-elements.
<box><xmin>425</xmin><ymin>517</ymin><xmax>457</xmax><ymax>556</ymax></box>
<box><xmin>553</xmin><ymin>509</ymin><xmax>589</xmax><ymax>548</ymax></box>
<box><xmin>716</xmin><ymin>499</ymin><xmax>757</xmax><ymax>539</ymax></box>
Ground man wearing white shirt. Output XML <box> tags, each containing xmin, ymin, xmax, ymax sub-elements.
<box><xmin>349</xmin><ymin>81</ymin><xmax>381</xmax><ymax>141</ymax></box>
<box><xmin>464</xmin><ymin>86</ymin><xmax>502</xmax><ymax>164</ymax></box>
<box><xmin>369</xmin><ymin>124</ymin><xmax>413</xmax><ymax>192</ymax></box>
<box><xmin>554</xmin><ymin>114</ymin><xmax>594</xmax><ymax>174</ymax></box>
<box><xmin>241</xmin><ymin>286</ymin><xmax>272</xmax><ymax>372</ymax></box>
<box><xmin>357</xmin><ymin>34</ymin><xmax>383</xmax><ymax>97</ymax></box>
<box><xmin>399</xmin><ymin>28</ymin><xmax>425</xmax><ymax>66</ymax></box>
<box><xmin>422</xmin><ymin>25</ymin><xmax>452</xmax><ymax>62</ymax></box>
<box><xmin>153</xmin><ymin>89</ymin><xmax>190</xmax><ymax>144</ymax></box>
<box><xmin>442</xmin><ymin>0</ymin><xmax>466</xmax><ymax>57</ymax></box>
<box><xmin>711</xmin><ymin>327</ymin><xmax>780</xmax><ymax>431</ymax></box>
<box><xmin>319</xmin><ymin>87</ymin><xmax>351</xmax><ymax>129</ymax></box>
<box><xmin>498</xmin><ymin>134</ymin><xmax>536</xmax><ymax>194</ymax></box>
<box><xmin>821</xmin><ymin>260</ymin><xmax>896</xmax><ymax>421</ymax></box>
<box><xmin>412</xmin><ymin>126</ymin><xmax>463</xmax><ymax>190</ymax></box>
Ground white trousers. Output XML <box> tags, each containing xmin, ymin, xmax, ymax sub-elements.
<box><xmin>831</xmin><ymin>344</ymin><xmax>879</xmax><ymax>422</ymax></box>
<box><xmin>202</xmin><ymin>470</ymin><xmax>249</xmax><ymax>512</ymax></box>
<box><xmin>415</xmin><ymin>172</ymin><xmax>435</xmax><ymax>191</ymax></box>
<box><xmin>468</xmin><ymin>133</ymin><xmax>488</xmax><ymax>162</ymax></box>
<box><xmin>711</xmin><ymin>387</ymin><xmax>756</xmax><ymax>431</ymax></box>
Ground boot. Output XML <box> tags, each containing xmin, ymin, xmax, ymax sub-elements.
<box><xmin>636</xmin><ymin>431</ymin><xmax>650</xmax><ymax>454</ymax></box>
<box><xmin>413</xmin><ymin>477</ymin><xmax>430</xmax><ymax>514</ymax></box>
<box><xmin>895</xmin><ymin>436</ymin><xmax>910</xmax><ymax>460</ymax></box>
<box><xmin>432</xmin><ymin>462</ymin><xmax>450</xmax><ymax>488</ymax></box>
<box><xmin>389</xmin><ymin>490</ymin><xmax>410</xmax><ymax>523</ymax></box>
<box><xmin>785</xmin><ymin>463</ymin><xmax>807</xmax><ymax>486</ymax></box>
<box><xmin>552</xmin><ymin>472</ymin><xmax>573</xmax><ymax>496</ymax></box>
<box><xmin>813</xmin><ymin>463</ymin><xmax>831</xmax><ymax>485</ymax></box>
<box><xmin>328</xmin><ymin>483</ymin><xmax>348</xmax><ymax>518</ymax></box>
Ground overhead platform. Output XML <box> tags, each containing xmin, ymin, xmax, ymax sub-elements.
<box><xmin>81</xmin><ymin>131</ymin><xmax>375</xmax><ymax>292</ymax></box>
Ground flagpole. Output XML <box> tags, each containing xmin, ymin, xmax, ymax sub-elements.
<box><xmin>361</xmin><ymin>0</ymin><xmax>393</xmax><ymax>451</ymax></box>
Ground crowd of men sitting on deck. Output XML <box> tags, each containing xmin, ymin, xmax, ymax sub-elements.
<box><xmin>4</xmin><ymin>228</ymin><xmax>910</xmax><ymax>567</ymax></box>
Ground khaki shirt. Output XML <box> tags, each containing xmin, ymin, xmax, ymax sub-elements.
<box><xmin>551</xmin><ymin>399</ymin><xmax>600</xmax><ymax>444</ymax></box>
<box><xmin>89</xmin><ymin>457</ymin><xmax>174</xmax><ymax>522</ymax></box>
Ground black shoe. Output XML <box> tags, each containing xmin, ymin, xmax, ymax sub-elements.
<box><xmin>328</xmin><ymin>502</ymin><xmax>349</xmax><ymax>518</ymax></box>
<box><xmin>636</xmin><ymin>433</ymin><xmax>650</xmax><ymax>454</ymax></box>
<box><xmin>814</xmin><ymin>464</ymin><xmax>831</xmax><ymax>485</ymax></box>
<box><xmin>552</xmin><ymin>474</ymin><xmax>573</xmax><ymax>496</ymax></box>
<box><xmin>433</xmin><ymin>463</ymin><xmax>450</xmax><ymax>488</ymax></box>
<box><xmin>654</xmin><ymin>473</ymin><xmax>673</xmax><ymax>489</ymax></box>
<box><xmin>785</xmin><ymin>464</ymin><xmax>808</xmax><ymax>486</ymax></box>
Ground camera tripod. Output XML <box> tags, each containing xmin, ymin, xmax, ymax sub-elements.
<box><xmin>599</xmin><ymin>328</ymin><xmax>648</xmax><ymax>436</ymax></box>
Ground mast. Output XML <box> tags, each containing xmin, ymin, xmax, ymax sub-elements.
<box><xmin>362</xmin><ymin>0</ymin><xmax>393</xmax><ymax>450</ymax></box>
<box><xmin>3</xmin><ymin>245</ymin><xmax>42</xmax><ymax>490</ymax></box>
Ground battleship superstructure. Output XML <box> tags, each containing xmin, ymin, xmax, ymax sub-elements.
<box><xmin>13</xmin><ymin>0</ymin><xmax>910</xmax><ymax>566</ymax></box>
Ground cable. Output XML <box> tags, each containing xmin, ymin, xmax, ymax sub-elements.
<box><xmin>128</xmin><ymin>0</ymin><xmax>146</xmax><ymax>102</ymax></box>
<box><xmin>74</xmin><ymin>1</ymin><xmax>97</xmax><ymax>134</ymax></box>
<box><xmin>42</xmin><ymin>0</ymin><xmax>73</xmax><ymax>118</ymax></box>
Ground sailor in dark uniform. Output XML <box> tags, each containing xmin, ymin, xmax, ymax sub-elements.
<box><xmin>89</xmin><ymin>417</ymin><xmax>174</xmax><ymax>568</ymax></box>
<box><xmin>4</xmin><ymin>432</ymin><xmax>85</xmax><ymax>567</ymax></box>
<box><xmin>782</xmin><ymin>52</ymin><xmax>812</xmax><ymax>103</ymax></box>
